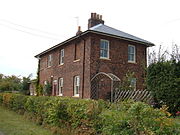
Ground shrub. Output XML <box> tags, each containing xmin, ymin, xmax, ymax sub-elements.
<box><xmin>99</xmin><ymin>101</ymin><xmax>179</xmax><ymax>135</ymax></box>
<box><xmin>147</xmin><ymin>60</ymin><xmax>180</xmax><ymax>115</ymax></box>
<box><xmin>43</xmin><ymin>81</ymin><xmax>52</xmax><ymax>96</ymax></box>
<box><xmin>0</xmin><ymin>93</ymin><xmax>179</xmax><ymax>134</ymax></box>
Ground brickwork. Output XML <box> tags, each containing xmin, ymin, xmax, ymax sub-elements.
<box><xmin>37</xmin><ymin>13</ymin><xmax>148</xmax><ymax>100</ymax></box>
<box><xmin>90</xmin><ymin>33</ymin><xmax>147</xmax><ymax>92</ymax></box>
<box><xmin>39</xmin><ymin>33</ymin><xmax>147</xmax><ymax>99</ymax></box>
<box><xmin>39</xmin><ymin>36</ymin><xmax>91</xmax><ymax>98</ymax></box>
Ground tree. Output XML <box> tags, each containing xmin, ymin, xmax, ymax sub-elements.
<box><xmin>20</xmin><ymin>74</ymin><xmax>32</xmax><ymax>95</ymax></box>
<box><xmin>147</xmin><ymin>44</ymin><xmax>180</xmax><ymax>115</ymax></box>
<box><xmin>0</xmin><ymin>74</ymin><xmax>21</xmax><ymax>92</ymax></box>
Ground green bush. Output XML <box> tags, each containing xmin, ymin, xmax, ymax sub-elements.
<box><xmin>0</xmin><ymin>93</ymin><xmax>179</xmax><ymax>135</ymax></box>
<box><xmin>147</xmin><ymin>60</ymin><xmax>180</xmax><ymax>115</ymax></box>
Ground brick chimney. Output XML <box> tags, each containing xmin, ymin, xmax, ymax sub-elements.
<box><xmin>88</xmin><ymin>13</ymin><xmax>104</xmax><ymax>29</ymax></box>
<box><xmin>76</xmin><ymin>26</ymin><xmax>82</xmax><ymax>35</ymax></box>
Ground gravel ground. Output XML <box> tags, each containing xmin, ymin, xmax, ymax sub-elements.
<box><xmin>0</xmin><ymin>131</ymin><xmax>4</xmax><ymax>135</ymax></box>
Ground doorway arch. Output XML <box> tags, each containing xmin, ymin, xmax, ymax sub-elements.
<box><xmin>91</xmin><ymin>72</ymin><xmax>121</xmax><ymax>101</ymax></box>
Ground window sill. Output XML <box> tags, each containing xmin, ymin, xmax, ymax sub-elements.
<box><xmin>72</xmin><ymin>94</ymin><xmax>79</xmax><ymax>97</ymax></box>
<box><xmin>47</xmin><ymin>66</ymin><xmax>52</xmax><ymax>69</ymax></box>
<box><xmin>59</xmin><ymin>63</ymin><xmax>64</xmax><ymax>66</ymax></box>
<box><xmin>57</xmin><ymin>94</ymin><xmax>63</xmax><ymax>96</ymax></box>
<box><xmin>128</xmin><ymin>61</ymin><xmax>136</xmax><ymax>64</ymax></box>
<box><xmin>100</xmin><ymin>57</ymin><xmax>111</xmax><ymax>60</ymax></box>
<box><xmin>73</xmin><ymin>59</ymin><xmax>80</xmax><ymax>62</ymax></box>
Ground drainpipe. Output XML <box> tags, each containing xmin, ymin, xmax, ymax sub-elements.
<box><xmin>82</xmin><ymin>38</ymin><xmax>86</xmax><ymax>99</ymax></box>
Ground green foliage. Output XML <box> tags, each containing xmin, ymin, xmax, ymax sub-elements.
<box><xmin>0</xmin><ymin>74</ymin><xmax>21</xmax><ymax>92</ymax></box>
<box><xmin>0</xmin><ymin>93</ymin><xmax>179</xmax><ymax>135</ymax></box>
<box><xmin>0</xmin><ymin>73</ymin><xmax>33</xmax><ymax>95</ymax></box>
<box><xmin>36</xmin><ymin>84</ymin><xmax>43</xmax><ymax>96</ymax></box>
<box><xmin>100</xmin><ymin>101</ymin><xmax>179</xmax><ymax>135</ymax></box>
<box><xmin>20</xmin><ymin>75</ymin><xmax>32</xmax><ymax>95</ymax></box>
<box><xmin>147</xmin><ymin>60</ymin><xmax>180</xmax><ymax>115</ymax></box>
<box><xmin>43</xmin><ymin>81</ymin><xmax>52</xmax><ymax>96</ymax></box>
<box><xmin>35</xmin><ymin>59</ymin><xmax>40</xmax><ymax>95</ymax></box>
<box><xmin>118</xmin><ymin>71</ymin><xmax>136</xmax><ymax>91</ymax></box>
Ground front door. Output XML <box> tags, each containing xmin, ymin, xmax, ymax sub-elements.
<box><xmin>52</xmin><ymin>80</ymin><xmax>57</xmax><ymax>96</ymax></box>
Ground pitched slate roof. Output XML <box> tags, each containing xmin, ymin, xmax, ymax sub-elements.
<box><xmin>89</xmin><ymin>24</ymin><xmax>154</xmax><ymax>46</ymax></box>
<box><xmin>35</xmin><ymin>24</ymin><xmax>154</xmax><ymax>58</ymax></box>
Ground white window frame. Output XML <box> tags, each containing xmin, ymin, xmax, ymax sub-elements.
<box><xmin>73</xmin><ymin>76</ymin><xmax>80</xmax><ymax>97</ymax></box>
<box><xmin>60</xmin><ymin>49</ymin><xmax>64</xmax><ymax>65</ymax></box>
<box><xmin>100</xmin><ymin>39</ymin><xmax>109</xmax><ymax>59</ymax></box>
<box><xmin>48</xmin><ymin>54</ymin><xmax>52</xmax><ymax>67</ymax></box>
<box><xmin>128</xmin><ymin>45</ymin><xmax>136</xmax><ymax>63</ymax></box>
<box><xmin>58</xmin><ymin>78</ymin><xmax>63</xmax><ymax>96</ymax></box>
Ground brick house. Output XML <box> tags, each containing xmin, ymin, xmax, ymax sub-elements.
<box><xmin>35</xmin><ymin>13</ymin><xmax>154</xmax><ymax>100</ymax></box>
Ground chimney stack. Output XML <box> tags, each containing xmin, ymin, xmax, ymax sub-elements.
<box><xmin>76</xmin><ymin>26</ymin><xmax>82</xmax><ymax>36</ymax></box>
<box><xmin>88</xmin><ymin>13</ymin><xmax>104</xmax><ymax>29</ymax></box>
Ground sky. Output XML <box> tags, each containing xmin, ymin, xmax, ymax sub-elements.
<box><xmin>0</xmin><ymin>0</ymin><xmax>180</xmax><ymax>79</ymax></box>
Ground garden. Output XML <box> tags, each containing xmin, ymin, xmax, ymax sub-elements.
<box><xmin>0</xmin><ymin>93</ymin><xmax>179</xmax><ymax>135</ymax></box>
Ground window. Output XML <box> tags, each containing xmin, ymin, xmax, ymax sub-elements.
<box><xmin>47</xmin><ymin>54</ymin><xmax>52</xmax><ymax>67</ymax></box>
<box><xmin>59</xmin><ymin>49</ymin><xmax>64</xmax><ymax>65</ymax></box>
<box><xmin>100</xmin><ymin>39</ymin><xmax>109</xmax><ymax>59</ymax></box>
<box><xmin>58</xmin><ymin>78</ymin><xmax>63</xmax><ymax>96</ymax></box>
<box><xmin>74</xmin><ymin>44</ymin><xmax>80</xmax><ymax>60</ymax></box>
<box><xmin>74</xmin><ymin>76</ymin><xmax>80</xmax><ymax>97</ymax></box>
<box><xmin>128</xmin><ymin>45</ymin><xmax>136</xmax><ymax>62</ymax></box>
<box><xmin>130</xmin><ymin>78</ymin><xmax>136</xmax><ymax>90</ymax></box>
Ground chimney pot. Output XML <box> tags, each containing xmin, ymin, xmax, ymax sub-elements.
<box><xmin>76</xmin><ymin>26</ymin><xmax>82</xmax><ymax>35</ymax></box>
<box><xmin>88</xmin><ymin>12</ymin><xmax>104</xmax><ymax>29</ymax></box>
<box><xmin>97</xmin><ymin>14</ymin><xmax>99</xmax><ymax>20</ymax></box>
<box><xmin>100</xmin><ymin>15</ymin><xmax>102</xmax><ymax>20</ymax></box>
<box><xmin>91</xmin><ymin>13</ymin><xmax>93</xmax><ymax>18</ymax></box>
<box><xmin>94</xmin><ymin>13</ymin><xmax>97</xmax><ymax>19</ymax></box>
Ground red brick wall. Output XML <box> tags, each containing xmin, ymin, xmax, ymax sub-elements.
<box><xmin>39</xmin><ymin>33</ymin><xmax>147</xmax><ymax>99</ymax></box>
<box><xmin>90</xmin><ymin>33</ymin><xmax>147</xmax><ymax>99</ymax></box>
<box><xmin>39</xmin><ymin>35</ymin><xmax>91</xmax><ymax>98</ymax></box>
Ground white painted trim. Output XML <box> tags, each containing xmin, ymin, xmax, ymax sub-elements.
<box><xmin>128</xmin><ymin>45</ymin><xmax>136</xmax><ymax>63</ymax></box>
<box><xmin>100</xmin><ymin>39</ymin><xmax>110</xmax><ymax>59</ymax></box>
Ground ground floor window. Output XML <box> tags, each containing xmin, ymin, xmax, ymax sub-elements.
<box><xmin>74</xmin><ymin>76</ymin><xmax>80</xmax><ymax>97</ymax></box>
<box><xmin>58</xmin><ymin>78</ymin><xmax>63</xmax><ymax>96</ymax></box>
<box><xmin>130</xmin><ymin>78</ymin><xmax>136</xmax><ymax>90</ymax></box>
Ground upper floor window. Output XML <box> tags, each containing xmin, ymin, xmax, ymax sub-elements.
<box><xmin>128</xmin><ymin>45</ymin><xmax>136</xmax><ymax>63</ymax></box>
<box><xmin>74</xmin><ymin>44</ymin><xmax>80</xmax><ymax>61</ymax></box>
<box><xmin>58</xmin><ymin>78</ymin><xmax>63</xmax><ymax>96</ymax></box>
<box><xmin>47</xmin><ymin>54</ymin><xmax>52</xmax><ymax>67</ymax></box>
<box><xmin>100</xmin><ymin>39</ymin><xmax>109</xmax><ymax>59</ymax></box>
<box><xmin>59</xmin><ymin>49</ymin><xmax>64</xmax><ymax>65</ymax></box>
<box><xmin>74</xmin><ymin>76</ymin><xmax>80</xmax><ymax>97</ymax></box>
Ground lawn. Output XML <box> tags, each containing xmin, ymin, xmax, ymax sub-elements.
<box><xmin>0</xmin><ymin>106</ymin><xmax>53</xmax><ymax>135</ymax></box>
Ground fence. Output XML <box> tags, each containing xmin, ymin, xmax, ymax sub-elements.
<box><xmin>114</xmin><ymin>89</ymin><xmax>153</xmax><ymax>104</ymax></box>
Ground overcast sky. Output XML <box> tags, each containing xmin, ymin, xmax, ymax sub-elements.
<box><xmin>0</xmin><ymin>0</ymin><xmax>180</xmax><ymax>78</ymax></box>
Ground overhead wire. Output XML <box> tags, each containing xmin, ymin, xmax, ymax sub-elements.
<box><xmin>0</xmin><ymin>19</ymin><xmax>59</xmax><ymax>36</ymax></box>
<box><xmin>0</xmin><ymin>19</ymin><xmax>65</xmax><ymax>41</ymax></box>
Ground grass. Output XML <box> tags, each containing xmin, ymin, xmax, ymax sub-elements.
<box><xmin>174</xmin><ymin>117</ymin><xmax>180</xmax><ymax>127</ymax></box>
<box><xmin>0</xmin><ymin>106</ymin><xmax>53</xmax><ymax>135</ymax></box>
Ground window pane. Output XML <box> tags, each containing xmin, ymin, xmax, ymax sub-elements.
<box><xmin>128</xmin><ymin>45</ymin><xmax>135</xmax><ymax>62</ymax></box>
<box><xmin>100</xmin><ymin>41</ymin><xmax>105</xmax><ymax>49</ymax></box>
<box><xmin>104</xmin><ymin>42</ymin><xmax>108</xmax><ymax>49</ymax></box>
<box><xmin>130</xmin><ymin>78</ymin><xmax>136</xmax><ymax>88</ymax></box>
<box><xmin>100</xmin><ymin>40</ymin><xmax>109</xmax><ymax>58</ymax></box>
<box><xmin>100</xmin><ymin>50</ymin><xmax>104</xmax><ymax>57</ymax></box>
<box><xmin>104</xmin><ymin>50</ymin><xmax>108</xmax><ymax>58</ymax></box>
<box><xmin>61</xmin><ymin>49</ymin><xmax>64</xmax><ymax>57</ymax></box>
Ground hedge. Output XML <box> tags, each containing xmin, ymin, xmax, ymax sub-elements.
<box><xmin>0</xmin><ymin>93</ymin><xmax>179</xmax><ymax>135</ymax></box>
<box><xmin>147</xmin><ymin>60</ymin><xmax>180</xmax><ymax>115</ymax></box>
